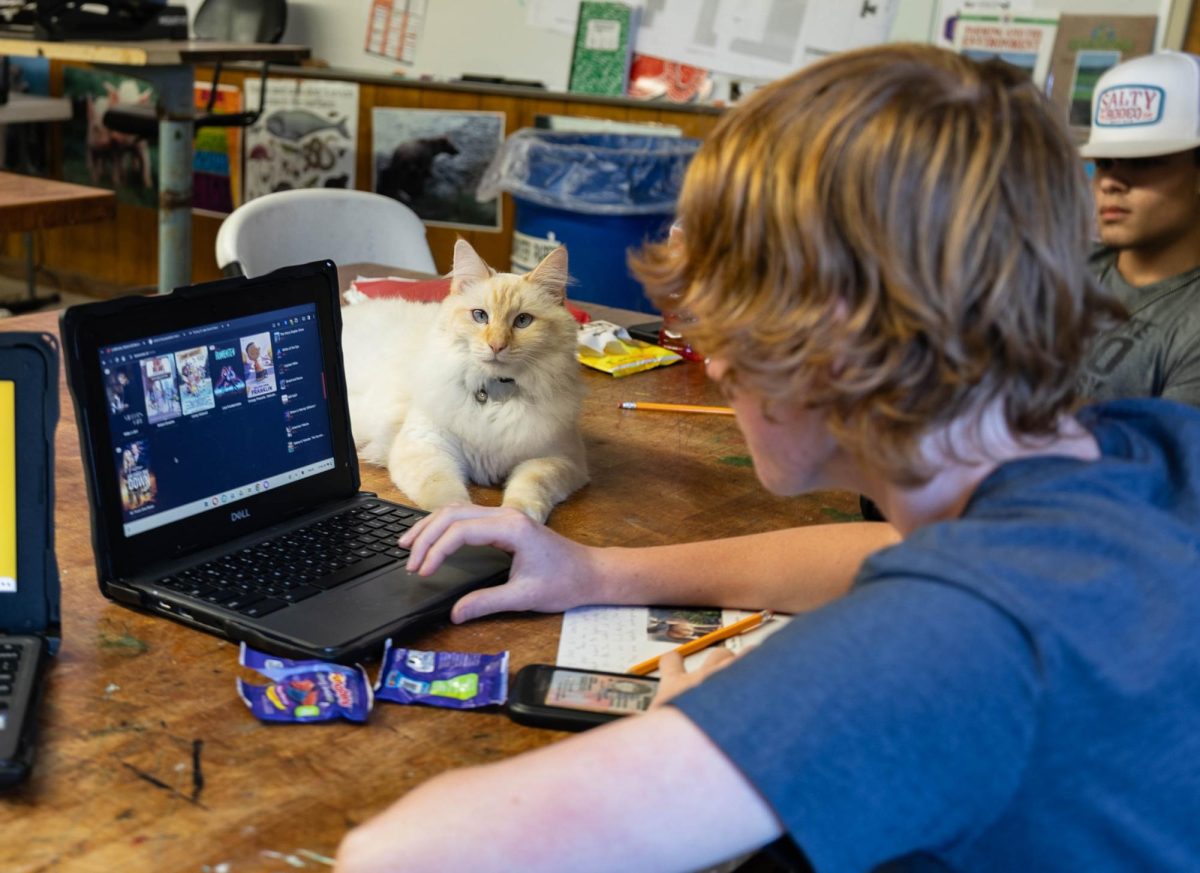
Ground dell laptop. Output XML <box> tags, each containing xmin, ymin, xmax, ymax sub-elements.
<box><xmin>61</xmin><ymin>261</ymin><xmax>511</xmax><ymax>663</ymax></box>
<box><xmin>0</xmin><ymin>332</ymin><xmax>59</xmax><ymax>788</ymax></box>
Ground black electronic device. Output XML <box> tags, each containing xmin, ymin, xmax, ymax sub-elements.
<box><xmin>60</xmin><ymin>260</ymin><xmax>512</xmax><ymax>663</ymax></box>
<box><xmin>34</xmin><ymin>0</ymin><xmax>188</xmax><ymax>41</ymax></box>
<box><xmin>0</xmin><ymin>332</ymin><xmax>60</xmax><ymax>789</ymax></box>
<box><xmin>507</xmin><ymin>664</ymin><xmax>660</xmax><ymax>732</ymax></box>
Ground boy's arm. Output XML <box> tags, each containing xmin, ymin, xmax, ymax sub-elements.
<box><xmin>595</xmin><ymin>521</ymin><xmax>901</xmax><ymax>613</ymax></box>
<box><xmin>333</xmin><ymin>707</ymin><xmax>782</xmax><ymax>873</ymax></box>
<box><xmin>405</xmin><ymin>505</ymin><xmax>901</xmax><ymax>623</ymax></box>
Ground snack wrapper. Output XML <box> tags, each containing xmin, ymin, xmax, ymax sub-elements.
<box><xmin>577</xmin><ymin>320</ymin><xmax>682</xmax><ymax>377</ymax></box>
<box><xmin>237</xmin><ymin>643</ymin><xmax>373</xmax><ymax>723</ymax></box>
<box><xmin>374</xmin><ymin>641</ymin><xmax>509</xmax><ymax>709</ymax></box>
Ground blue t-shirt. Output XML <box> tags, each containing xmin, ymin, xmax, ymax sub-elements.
<box><xmin>673</xmin><ymin>400</ymin><xmax>1200</xmax><ymax>872</ymax></box>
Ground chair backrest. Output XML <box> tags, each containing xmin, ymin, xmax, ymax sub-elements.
<box><xmin>194</xmin><ymin>0</ymin><xmax>287</xmax><ymax>43</ymax></box>
<box><xmin>215</xmin><ymin>189</ymin><xmax>438</xmax><ymax>278</ymax></box>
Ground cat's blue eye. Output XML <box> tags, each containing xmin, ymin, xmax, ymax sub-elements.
<box><xmin>513</xmin><ymin>313</ymin><xmax>534</xmax><ymax>329</ymax></box>
<box><xmin>471</xmin><ymin>309</ymin><xmax>488</xmax><ymax>324</ymax></box>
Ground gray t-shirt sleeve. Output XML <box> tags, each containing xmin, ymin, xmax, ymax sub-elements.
<box><xmin>671</xmin><ymin>578</ymin><xmax>1039</xmax><ymax>872</ymax></box>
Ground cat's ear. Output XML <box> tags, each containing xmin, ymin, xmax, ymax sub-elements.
<box><xmin>526</xmin><ymin>245</ymin><xmax>568</xmax><ymax>303</ymax></box>
<box><xmin>451</xmin><ymin>238</ymin><xmax>492</xmax><ymax>293</ymax></box>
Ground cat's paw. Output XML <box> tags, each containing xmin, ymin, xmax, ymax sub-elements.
<box><xmin>500</xmin><ymin>496</ymin><xmax>552</xmax><ymax>525</ymax></box>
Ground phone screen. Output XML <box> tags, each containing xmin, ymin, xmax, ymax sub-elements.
<box><xmin>543</xmin><ymin>668</ymin><xmax>658</xmax><ymax>715</ymax></box>
<box><xmin>1</xmin><ymin>380</ymin><xmax>15</xmax><ymax>593</ymax></box>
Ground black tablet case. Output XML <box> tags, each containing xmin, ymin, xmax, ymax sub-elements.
<box><xmin>0</xmin><ymin>332</ymin><xmax>60</xmax><ymax>788</ymax></box>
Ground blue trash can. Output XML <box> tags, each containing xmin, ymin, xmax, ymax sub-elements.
<box><xmin>477</xmin><ymin>130</ymin><xmax>700</xmax><ymax>313</ymax></box>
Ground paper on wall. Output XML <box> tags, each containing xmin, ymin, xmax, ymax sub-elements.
<box><xmin>932</xmin><ymin>0</ymin><xmax>1033</xmax><ymax>46</ymax></box>
<box><xmin>633</xmin><ymin>0</ymin><xmax>897</xmax><ymax>81</ymax></box>
<box><xmin>364</xmin><ymin>0</ymin><xmax>428</xmax><ymax>65</ymax></box>
<box><xmin>952</xmin><ymin>10</ymin><xmax>1059</xmax><ymax>88</ymax></box>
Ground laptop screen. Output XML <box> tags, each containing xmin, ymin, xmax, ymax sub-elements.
<box><xmin>96</xmin><ymin>303</ymin><xmax>336</xmax><ymax>538</ymax></box>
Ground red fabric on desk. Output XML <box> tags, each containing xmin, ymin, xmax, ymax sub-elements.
<box><xmin>348</xmin><ymin>276</ymin><xmax>591</xmax><ymax>324</ymax></box>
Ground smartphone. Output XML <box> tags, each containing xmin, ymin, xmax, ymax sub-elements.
<box><xmin>506</xmin><ymin>664</ymin><xmax>660</xmax><ymax>732</ymax></box>
<box><xmin>626</xmin><ymin>321</ymin><xmax>664</xmax><ymax>345</ymax></box>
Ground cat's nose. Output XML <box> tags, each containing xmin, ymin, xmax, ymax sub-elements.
<box><xmin>489</xmin><ymin>342</ymin><xmax>507</xmax><ymax>355</ymax></box>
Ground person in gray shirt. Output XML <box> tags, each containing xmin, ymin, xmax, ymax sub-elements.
<box><xmin>1077</xmin><ymin>51</ymin><xmax>1200</xmax><ymax>405</ymax></box>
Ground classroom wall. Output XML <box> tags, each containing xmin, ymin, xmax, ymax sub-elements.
<box><xmin>181</xmin><ymin>0</ymin><xmax>578</xmax><ymax>89</ymax></box>
<box><xmin>0</xmin><ymin>66</ymin><xmax>720</xmax><ymax>294</ymax></box>
<box><xmin>180</xmin><ymin>0</ymin><xmax>1190</xmax><ymax>88</ymax></box>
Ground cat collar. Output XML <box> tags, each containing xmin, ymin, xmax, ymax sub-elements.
<box><xmin>474</xmin><ymin>377</ymin><xmax>517</xmax><ymax>404</ymax></box>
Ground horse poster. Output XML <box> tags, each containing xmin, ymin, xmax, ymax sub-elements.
<box><xmin>242</xmin><ymin>78</ymin><xmax>360</xmax><ymax>202</ymax></box>
<box><xmin>372</xmin><ymin>108</ymin><xmax>505</xmax><ymax>231</ymax></box>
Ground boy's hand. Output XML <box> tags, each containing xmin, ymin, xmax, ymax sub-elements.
<box><xmin>399</xmin><ymin>504</ymin><xmax>600</xmax><ymax>623</ymax></box>
<box><xmin>651</xmin><ymin>647</ymin><xmax>738</xmax><ymax>706</ymax></box>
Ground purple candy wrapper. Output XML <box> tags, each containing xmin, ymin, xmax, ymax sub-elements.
<box><xmin>237</xmin><ymin>643</ymin><xmax>373</xmax><ymax>723</ymax></box>
<box><xmin>374</xmin><ymin>640</ymin><xmax>509</xmax><ymax>709</ymax></box>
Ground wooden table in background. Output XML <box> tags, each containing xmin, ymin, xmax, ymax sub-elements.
<box><xmin>0</xmin><ymin>171</ymin><xmax>116</xmax><ymax>235</ymax></box>
<box><xmin>0</xmin><ymin>292</ymin><xmax>858</xmax><ymax>872</ymax></box>
<box><xmin>1</xmin><ymin>171</ymin><xmax>116</xmax><ymax>312</ymax></box>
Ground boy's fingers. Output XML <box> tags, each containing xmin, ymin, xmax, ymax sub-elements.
<box><xmin>657</xmin><ymin>650</ymin><xmax>684</xmax><ymax>677</ymax></box>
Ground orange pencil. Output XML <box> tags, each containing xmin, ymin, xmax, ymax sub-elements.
<box><xmin>618</xmin><ymin>401</ymin><xmax>734</xmax><ymax>416</ymax></box>
<box><xmin>627</xmin><ymin>610</ymin><xmax>773</xmax><ymax>676</ymax></box>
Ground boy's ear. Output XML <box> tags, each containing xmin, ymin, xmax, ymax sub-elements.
<box><xmin>451</xmin><ymin>238</ymin><xmax>492</xmax><ymax>293</ymax></box>
<box><xmin>526</xmin><ymin>245</ymin><xmax>568</xmax><ymax>303</ymax></box>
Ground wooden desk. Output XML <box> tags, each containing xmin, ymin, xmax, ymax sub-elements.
<box><xmin>0</xmin><ymin>300</ymin><xmax>857</xmax><ymax>872</ymax></box>
<box><xmin>0</xmin><ymin>36</ymin><xmax>310</xmax><ymax>294</ymax></box>
<box><xmin>1</xmin><ymin>170</ymin><xmax>116</xmax><ymax>312</ymax></box>
<box><xmin>0</xmin><ymin>171</ymin><xmax>115</xmax><ymax>235</ymax></box>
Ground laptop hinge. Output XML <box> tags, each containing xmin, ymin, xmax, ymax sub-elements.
<box><xmin>104</xmin><ymin>580</ymin><xmax>144</xmax><ymax>606</ymax></box>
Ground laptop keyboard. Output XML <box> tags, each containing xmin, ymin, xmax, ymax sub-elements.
<box><xmin>151</xmin><ymin>501</ymin><xmax>422</xmax><ymax>619</ymax></box>
<box><xmin>0</xmin><ymin>641</ymin><xmax>22</xmax><ymax>706</ymax></box>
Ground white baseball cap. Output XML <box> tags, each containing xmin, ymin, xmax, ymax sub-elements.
<box><xmin>1080</xmin><ymin>51</ymin><xmax>1200</xmax><ymax>159</ymax></box>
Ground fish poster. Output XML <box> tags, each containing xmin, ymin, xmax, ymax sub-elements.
<box><xmin>242</xmin><ymin>78</ymin><xmax>359</xmax><ymax>202</ymax></box>
<box><xmin>372</xmin><ymin>108</ymin><xmax>505</xmax><ymax>231</ymax></box>
<box><xmin>63</xmin><ymin>67</ymin><xmax>158</xmax><ymax>208</ymax></box>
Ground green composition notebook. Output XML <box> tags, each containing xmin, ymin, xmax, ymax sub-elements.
<box><xmin>568</xmin><ymin>2</ymin><xmax>639</xmax><ymax>97</ymax></box>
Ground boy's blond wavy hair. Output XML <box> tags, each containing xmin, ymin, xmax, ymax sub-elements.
<box><xmin>631</xmin><ymin>44</ymin><xmax>1124</xmax><ymax>485</ymax></box>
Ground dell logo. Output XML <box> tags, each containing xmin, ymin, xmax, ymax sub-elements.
<box><xmin>230</xmin><ymin>508</ymin><xmax>252</xmax><ymax>523</ymax></box>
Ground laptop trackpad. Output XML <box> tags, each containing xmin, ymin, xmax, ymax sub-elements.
<box><xmin>259</xmin><ymin>548</ymin><xmax>507</xmax><ymax>649</ymax></box>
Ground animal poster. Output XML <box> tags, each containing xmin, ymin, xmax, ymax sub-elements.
<box><xmin>242</xmin><ymin>78</ymin><xmax>359</xmax><ymax>202</ymax></box>
<box><xmin>372</xmin><ymin>108</ymin><xmax>505</xmax><ymax>231</ymax></box>
<box><xmin>62</xmin><ymin>67</ymin><xmax>158</xmax><ymax>208</ymax></box>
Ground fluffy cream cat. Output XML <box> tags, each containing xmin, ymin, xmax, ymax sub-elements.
<box><xmin>341</xmin><ymin>239</ymin><xmax>587</xmax><ymax>523</ymax></box>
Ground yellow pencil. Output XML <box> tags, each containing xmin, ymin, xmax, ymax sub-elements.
<box><xmin>618</xmin><ymin>401</ymin><xmax>734</xmax><ymax>416</ymax></box>
<box><xmin>627</xmin><ymin>610</ymin><xmax>773</xmax><ymax>676</ymax></box>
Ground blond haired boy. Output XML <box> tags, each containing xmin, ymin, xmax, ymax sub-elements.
<box><xmin>336</xmin><ymin>46</ymin><xmax>1200</xmax><ymax>873</ymax></box>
